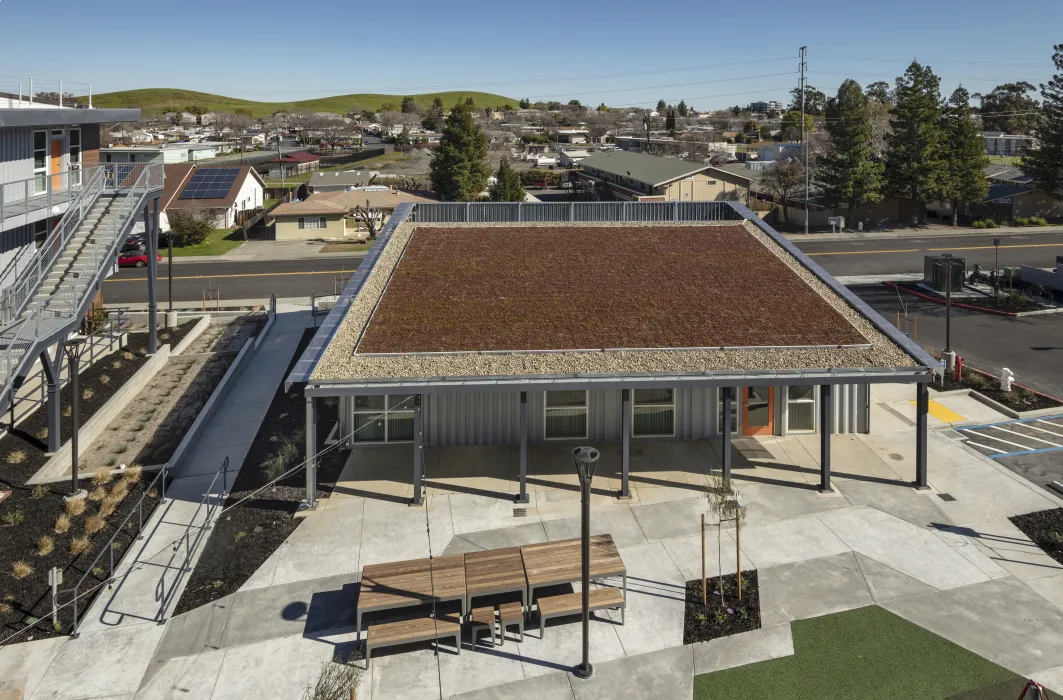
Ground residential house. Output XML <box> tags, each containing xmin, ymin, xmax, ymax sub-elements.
<box><xmin>162</xmin><ymin>163</ymin><xmax>266</xmax><ymax>229</ymax></box>
<box><xmin>101</xmin><ymin>143</ymin><xmax>219</xmax><ymax>164</ymax></box>
<box><xmin>756</xmin><ymin>143</ymin><xmax>801</xmax><ymax>161</ymax></box>
<box><xmin>574</xmin><ymin>150</ymin><xmax>751</xmax><ymax>202</ymax></box>
<box><xmin>307</xmin><ymin>170</ymin><xmax>381</xmax><ymax>194</ymax></box>
<box><xmin>982</xmin><ymin>131</ymin><xmax>1034</xmax><ymax>157</ymax></box>
<box><xmin>268</xmin><ymin>188</ymin><xmax>436</xmax><ymax>241</ymax></box>
<box><xmin>559</xmin><ymin>150</ymin><xmax>590</xmax><ymax>168</ymax></box>
<box><xmin>271</xmin><ymin>151</ymin><xmax>320</xmax><ymax>176</ymax></box>
<box><xmin>289</xmin><ymin>201</ymin><xmax>936</xmax><ymax>509</ymax></box>
<box><xmin>555</xmin><ymin>128</ymin><xmax>589</xmax><ymax>144</ymax></box>
<box><xmin>0</xmin><ymin>97</ymin><xmax>139</xmax><ymax>276</ymax></box>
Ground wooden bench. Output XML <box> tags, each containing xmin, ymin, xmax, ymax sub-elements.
<box><xmin>365</xmin><ymin>614</ymin><xmax>462</xmax><ymax>666</ymax></box>
<box><xmin>537</xmin><ymin>587</ymin><xmax>625</xmax><ymax>638</ymax></box>
<box><xmin>498</xmin><ymin>602</ymin><xmax>524</xmax><ymax>644</ymax></box>
<box><xmin>469</xmin><ymin>606</ymin><xmax>496</xmax><ymax>647</ymax></box>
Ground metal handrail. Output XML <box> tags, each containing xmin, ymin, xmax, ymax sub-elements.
<box><xmin>57</xmin><ymin>466</ymin><xmax>169</xmax><ymax>635</ymax></box>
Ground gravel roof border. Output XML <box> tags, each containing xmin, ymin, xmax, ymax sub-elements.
<box><xmin>310</xmin><ymin>221</ymin><xmax>919</xmax><ymax>383</ymax></box>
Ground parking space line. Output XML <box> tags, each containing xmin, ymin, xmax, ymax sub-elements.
<box><xmin>965</xmin><ymin>441</ymin><xmax>1006</xmax><ymax>454</ymax></box>
<box><xmin>986</xmin><ymin>445</ymin><xmax>1063</xmax><ymax>459</ymax></box>
<box><xmin>1039</xmin><ymin>419</ymin><xmax>1063</xmax><ymax>430</ymax></box>
<box><xmin>990</xmin><ymin>425</ymin><xmax>1062</xmax><ymax>447</ymax></box>
<box><xmin>1028</xmin><ymin>424</ymin><xmax>1063</xmax><ymax>439</ymax></box>
<box><xmin>959</xmin><ymin>430</ymin><xmax>1033</xmax><ymax>451</ymax></box>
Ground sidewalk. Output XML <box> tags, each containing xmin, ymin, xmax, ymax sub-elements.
<box><xmin>782</xmin><ymin>224</ymin><xmax>1063</xmax><ymax>242</ymax></box>
<box><xmin>0</xmin><ymin>311</ymin><xmax>310</xmax><ymax>700</ymax></box>
<box><xmin>169</xmin><ymin>240</ymin><xmax>367</xmax><ymax>264</ymax></box>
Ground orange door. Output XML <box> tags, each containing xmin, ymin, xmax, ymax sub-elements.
<box><xmin>741</xmin><ymin>386</ymin><xmax>774</xmax><ymax>436</ymax></box>
<box><xmin>50</xmin><ymin>138</ymin><xmax>62</xmax><ymax>191</ymax></box>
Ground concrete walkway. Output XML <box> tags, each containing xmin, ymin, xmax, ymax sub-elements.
<box><xmin>170</xmin><ymin>240</ymin><xmax>366</xmax><ymax>264</ymax></box>
<box><xmin>0</xmin><ymin>310</ymin><xmax>310</xmax><ymax>700</ymax></box>
<box><xmin>782</xmin><ymin>224</ymin><xmax>1063</xmax><ymax>242</ymax></box>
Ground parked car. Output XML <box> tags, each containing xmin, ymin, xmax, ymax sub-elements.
<box><xmin>117</xmin><ymin>248</ymin><xmax>161</xmax><ymax>268</ymax></box>
<box><xmin>559</xmin><ymin>181</ymin><xmax>573</xmax><ymax>189</ymax></box>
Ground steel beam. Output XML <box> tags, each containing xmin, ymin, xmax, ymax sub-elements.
<box><xmin>145</xmin><ymin>198</ymin><xmax>159</xmax><ymax>354</ymax></box>
<box><xmin>620</xmin><ymin>388</ymin><xmax>631</xmax><ymax>498</ymax></box>
<box><xmin>915</xmin><ymin>383</ymin><xmax>929</xmax><ymax>489</ymax></box>
<box><xmin>39</xmin><ymin>347</ymin><xmax>62</xmax><ymax>453</ymax></box>
<box><xmin>721</xmin><ymin>387</ymin><xmax>733</xmax><ymax>482</ymax></box>
<box><xmin>304</xmin><ymin>395</ymin><xmax>317</xmax><ymax>509</ymax></box>
<box><xmin>517</xmin><ymin>391</ymin><xmax>529</xmax><ymax>503</ymax></box>
<box><xmin>412</xmin><ymin>395</ymin><xmax>424</xmax><ymax>505</ymax></box>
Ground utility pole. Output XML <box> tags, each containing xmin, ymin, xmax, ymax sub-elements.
<box><xmin>278</xmin><ymin>133</ymin><xmax>285</xmax><ymax>190</ymax></box>
<box><xmin>799</xmin><ymin>46</ymin><xmax>809</xmax><ymax>234</ymax></box>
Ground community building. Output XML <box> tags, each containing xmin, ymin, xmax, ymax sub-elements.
<box><xmin>288</xmin><ymin>201</ymin><xmax>936</xmax><ymax>508</ymax></box>
<box><xmin>575</xmin><ymin>150</ymin><xmax>751</xmax><ymax>203</ymax></box>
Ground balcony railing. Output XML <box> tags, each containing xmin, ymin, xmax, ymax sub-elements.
<box><xmin>0</xmin><ymin>77</ymin><xmax>93</xmax><ymax>109</ymax></box>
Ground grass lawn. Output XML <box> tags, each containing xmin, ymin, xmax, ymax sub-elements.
<box><xmin>693</xmin><ymin>607</ymin><xmax>1026</xmax><ymax>700</ymax></box>
<box><xmin>320</xmin><ymin>240</ymin><xmax>372</xmax><ymax>253</ymax></box>
<box><xmin>988</xmin><ymin>156</ymin><xmax>1022</xmax><ymax>165</ymax></box>
<box><xmin>170</xmin><ymin>228</ymin><xmax>244</xmax><ymax>257</ymax></box>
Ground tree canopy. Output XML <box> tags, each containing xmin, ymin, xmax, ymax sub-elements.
<box><xmin>677</xmin><ymin>100</ymin><xmax>688</xmax><ymax>116</ymax></box>
<box><xmin>817</xmin><ymin>80</ymin><xmax>883</xmax><ymax>223</ymax></box>
<box><xmin>489</xmin><ymin>157</ymin><xmax>526</xmax><ymax>202</ymax></box>
<box><xmin>780</xmin><ymin>110</ymin><xmax>813</xmax><ymax>140</ymax></box>
<box><xmin>940</xmin><ymin>86</ymin><xmax>989</xmax><ymax>225</ymax></box>
<box><xmin>976</xmin><ymin>82</ymin><xmax>1040</xmax><ymax>134</ymax></box>
<box><xmin>884</xmin><ymin>62</ymin><xmax>945</xmax><ymax>224</ymax></box>
<box><xmin>429</xmin><ymin>100</ymin><xmax>490</xmax><ymax>201</ymax></box>
<box><xmin>1023</xmin><ymin>44</ymin><xmax>1063</xmax><ymax>198</ymax></box>
<box><xmin>789</xmin><ymin>85</ymin><xmax>827</xmax><ymax>115</ymax></box>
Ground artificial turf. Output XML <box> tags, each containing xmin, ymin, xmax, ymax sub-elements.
<box><xmin>693</xmin><ymin>606</ymin><xmax>1026</xmax><ymax>700</ymax></box>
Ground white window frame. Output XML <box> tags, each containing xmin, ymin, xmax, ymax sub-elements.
<box><xmin>631</xmin><ymin>388</ymin><xmax>675</xmax><ymax>437</ymax></box>
<box><xmin>785</xmin><ymin>385</ymin><xmax>817</xmax><ymax>434</ymax></box>
<box><xmin>32</xmin><ymin>130</ymin><xmax>48</xmax><ymax>195</ymax></box>
<box><xmin>298</xmin><ymin>216</ymin><xmax>327</xmax><ymax>230</ymax></box>
<box><xmin>68</xmin><ymin>128</ymin><xmax>82</xmax><ymax>185</ymax></box>
<box><xmin>544</xmin><ymin>390</ymin><xmax>588</xmax><ymax>440</ymax></box>
<box><xmin>351</xmin><ymin>394</ymin><xmax>416</xmax><ymax>443</ymax></box>
<box><xmin>717</xmin><ymin>387</ymin><xmax>741</xmax><ymax>435</ymax></box>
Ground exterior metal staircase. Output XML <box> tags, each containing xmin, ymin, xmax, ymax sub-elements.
<box><xmin>0</xmin><ymin>163</ymin><xmax>163</xmax><ymax>410</ymax></box>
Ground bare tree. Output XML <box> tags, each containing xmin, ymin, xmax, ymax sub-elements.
<box><xmin>352</xmin><ymin>201</ymin><xmax>381</xmax><ymax>239</ymax></box>
<box><xmin>761</xmin><ymin>159</ymin><xmax>806</xmax><ymax>224</ymax></box>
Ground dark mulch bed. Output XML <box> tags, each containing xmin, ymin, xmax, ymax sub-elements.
<box><xmin>0</xmin><ymin>323</ymin><xmax>196</xmax><ymax>645</ymax></box>
<box><xmin>895</xmin><ymin>282</ymin><xmax>1050</xmax><ymax>313</ymax></box>
<box><xmin>359</xmin><ymin>225</ymin><xmax>868</xmax><ymax>353</ymax></box>
<box><xmin>1009</xmin><ymin>508</ymin><xmax>1063</xmax><ymax>567</ymax></box>
<box><xmin>683</xmin><ymin>569</ymin><xmax>760</xmax><ymax>645</ymax></box>
<box><xmin>174</xmin><ymin>329</ymin><xmax>346</xmax><ymax>615</ymax></box>
<box><xmin>936</xmin><ymin>368</ymin><xmax>1063</xmax><ymax>411</ymax></box>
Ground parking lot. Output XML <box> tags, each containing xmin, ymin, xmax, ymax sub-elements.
<box><xmin>956</xmin><ymin>415</ymin><xmax>1063</xmax><ymax>494</ymax></box>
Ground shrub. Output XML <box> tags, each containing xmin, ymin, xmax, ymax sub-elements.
<box><xmin>261</xmin><ymin>453</ymin><xmax>287</xmax><ymax>481</ymax></box>
<box><xmin>1015</xmin><ymin>217</ymin><xmax>1030</xmax><ymax>226</ymax></box>
<box><xmin>11</xmin><ymin>561</ymin><xmax>32</xmax><ymax>579</ymax></box>
<box><xmin>972</xmin><ymin>219</ymin><xmax>998</xmax><ymax>229</ymax></box>
<box><xmin>1</xmin><ymin>509</ymin><xmax>25</xmax><ymax>526</ymax></box>
<box><xmin>99</xmin><ymin>497</ymin><xmax>119</xmax><ymax>518</ymax></box>
<box><xmin>31</xmin><ymin>484</ymin><xmax>48</xmax><ymax>500</ymax></box>
<box><xmin>36</xmin><ymin>535</ymin><xmax>54</xmax><ymax>557</ymax></box>
<box><xmin>88</xmin><ymin>487</ymin><xmax>107</xmax><ymax>502</ymax></box>
<box><xmin>5</xmin><ymin>449</ymin><xmax>26</xmax><ymax>465</ymax></box>
<box><xmin>82</xmin><ymin>388</ymin><xmax>94</xmax><ymax>401</ymax></box>
<box><xmin>70</xmin><ymin>536</ymin><xmax>91</xmax><ymax>555</ymax></box>
<box><xmin>107</xmin><ymin>456</ymin><xmax>117</xmax><ymax>467</ymax></box>
<box><xmin>302</xmin><ymin>655</ymin><xmax>363</xmax><ymax>700</ymax></box>
<box><xmin>1030</xmin><ymin>216</ymin><xmax>1048</xmax><ymax>226</ymax></box>
<box><xmin>0</xmin><ymin>597</ymin><xmax>12</xmax><ymax>616</ymax></box>
<box><xmin>99</xmin><ymin>374</ymin><xmax>111</xmax><ymax>386</ymax></box>
<box><xmin>54</xmin><ymin>514</ymin><xmax>70</xmax><ymax>534</ymax></box>
<box><xmin>122</xmin><ymin>465</ymin><xmax>143</xmax><ymax>482</ymax></box>
<box><xmin>112</xmin><ymin>360</ymin><xmax>122</xmax><ymax>369</ymax></box>
<box><xmin>91</xmin><ymin>467</ymin><xmax>113</xmax><ymax>487</ymax></box>
<box><xmin>170</xmin><ymin>210</ymin><xmax>213</xmax><ymax>247</ymax></box>
<box><xmin>110</xmin><ymin>480</ymin><xmax>130</xmax><ymax>502</ymax></box>
<box><xmin>84</xmin><ymin>514</ymin><xmax>106</xmax><ymax>535</ymax></box>
<box><xmin>34</xmin><ymin>427</ymin><xmax>48</xmax><ymax>440</ymax></box>
<box><xmin>65</xmin><ymin>497</ymin><xmax>86</xmax><ymax>517</ymax></box>
<box><xmin>122</xmin><ymin>351</ymin><xmax>135</xmax><ymax>361</ymax></box>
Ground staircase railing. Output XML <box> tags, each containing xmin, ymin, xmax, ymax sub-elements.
<box><xmin>0</xmin><ymin>163</ymin><xmax>163</xmax><ymax>404</ymax></box>
<box><xmin>0</xmin><ymin>165</ymin><xmax>108</xmax><ymax>324</ymax></box>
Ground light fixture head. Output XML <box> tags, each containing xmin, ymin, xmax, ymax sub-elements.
<box><xmin>571</xmin><ymin>446</ymin><xmax>600</xmax><ymax>481</ymax></box>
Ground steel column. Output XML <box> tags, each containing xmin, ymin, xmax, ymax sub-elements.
<box><xmin>39</xmin><ymin>348</ymin><xmax>62</xmax><ymax>453</ymax></box>
<box><xmin>305</xmin><ymin>395</ymin><xmax>317</xmax><ymax>509</ymax></box>
<box><xmin>412</xmin><ymin>395</ymin><xmax>424</xmax><ymax>505</ymax></box>
<box><xmin>145</xmin><ymin>198</ymin><xmax>159</xmax><ymax>354</ymax></box>
<box><xmin>721</xmin><ymin>387</ymin><xmax>733</xmax><ymax>482</ymax></box>
<box><xmin>915</xmin><ymin>383</ymin><xmax>929</xmax><ymax>489</ymax></box>
<box><xmin>819</xmin><ymin>384</ymin><xmax>831</xmax><ymax>492</ymax></box>
<box><xmin>620</xmin><ymin>389</ymin><xmax>631</xmax><ymax>498</ymax></box>
<box><xmin>517</xmin><ymin>391</ymin><xmax>529</xmax><ymax>504</ymax></box>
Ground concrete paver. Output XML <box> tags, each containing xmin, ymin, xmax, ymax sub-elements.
<box><xmin>733</xmin><ymin>514</ymin><xmax>851</xmax><ymax>569</ymax></box>
<box><xmin>569</xmin><ymin>645</ymin><xmax>693</xmax><ymax>700</ymax></box>
<box><xmin>1028</xmin><ymin>572</ymin><xmax>1063</xmax><ymax>612</ymax></box>
<box><xmin>692</xmin><ymin>623</ymin><xmax>794</xmax><ymax>675</ymax></box>
<box><xmin>0</xmin><ymin>637</ymin><xmax>66</xmax><ymax>700</ymax></box>
<box><xmin>134</xmin><ymin>648</ymin><xmax>227</xmax><ymax>700</ymax></box>
<box><xmin>757</xmin><ymin>551</ymin><xmax>874</xmax><ymax>627</ymax></box>
<box><xmin>852</xmin><ymin>553</ymin><xmax>937</xmax><ymax>603</ymax></box>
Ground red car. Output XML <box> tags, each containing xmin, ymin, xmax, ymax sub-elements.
<box><xmin>117</xmin><ymin>250</ymin><xmax>162</xmax><ymax>268</ymax></box>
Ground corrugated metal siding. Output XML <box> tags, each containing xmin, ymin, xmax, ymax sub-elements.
<box><xmin>830</xmin><ymin>383</ymin><xmax>864</xmax><ymax>434</ymax></box>
<box><xmin>675</xmin><ymin>387</ymin><xmax>717</xmax><ymax>438</ymax></box>
<box><xmin>0</xmin><ymin>127</ymin><xmax>33</xmax><ymax>185</ymax></box>
<box><xmin>0</xmin><ymin>222</ymin><xmax>34</xmax><ymax>255</ymax></box>
<box><xmin>424</xmin><ymin>391</ymin><xmax>521</xmax><ymax>446</ymax></box>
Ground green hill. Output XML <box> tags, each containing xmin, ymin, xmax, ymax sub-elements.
<box><xmin>88</xmin><ymin>88</ymin><xmax>518</xmax><ymax>117</ymax></box>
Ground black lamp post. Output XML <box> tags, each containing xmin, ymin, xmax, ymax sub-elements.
<box><xmin>62</xmin><ymin>336</ymin><xmax>88</xmax><ymax>501</ymax></box>
<box><xmin>572</xmin><ymin>445</ymin><xmax>600</xmax><ymax>680</ymax></box>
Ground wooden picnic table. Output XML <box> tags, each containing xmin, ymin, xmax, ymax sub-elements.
<box><xmin>520</xmin><ymin>535</ymin><xmax>627</xmax><ymax>609</ymax></box>
<box><xmin>464</xmin><ymin>546</ymin><xmax>528</xmax><ymax>611</ymax></box>
<box><xmin>356</xmin><ymin>554</ymin><xmax>467</xmax><ymax>638</ymax></box>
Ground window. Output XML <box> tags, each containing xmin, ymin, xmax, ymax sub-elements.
<box><xmin>33</xmin><ymin>219</ymin><xmax>49</xmax><ymax>248</ymax></box>
<box><xmin>69</xmin><ymin>129</ymin><xmax>81</xmax><ymax>185</ymax></box>
<box><xmin>351</xmin><ymin>394</ymin><xmax>416</xmax><ymax>442</ymax></box>
<box><xmin>632</xmin><ymin>389</ymin><xmax>674</xmax><ymax>437</ymax></box>
<box><xmin>544</xmin><ymin>390</ymin><xmax>587</xmax><ymax>440</ymax></box>
<box><xmin>717</xmin><ymin>388</ymin><xmax>739</xmax><ymax>434</ymax></box>
<box><xmin>298</xmin><ymin>216</ymin><xmax>326</xmax><ymax>230</ymax></box>
<box><xmin>787</xmin><ymin>386</ymin><xmax>816</xmax><ymax>432</ymax></box>
<box><xmin>33</xmin><ymin>130</ymin><xmax>47</xmax><ymax>195</ymax></box>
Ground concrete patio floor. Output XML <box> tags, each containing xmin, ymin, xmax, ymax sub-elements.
<box><xmin>5</xmin><ymin>382</ymin><xmax>1063</xmax><ymax>699</ymax></box>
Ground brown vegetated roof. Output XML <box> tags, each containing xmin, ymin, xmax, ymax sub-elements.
<box><xmin>356</xmin><ymin>225</ymin><xmax>868</xmax><ymax>354</ymax></box>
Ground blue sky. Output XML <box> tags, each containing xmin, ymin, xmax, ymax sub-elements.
<box><xmin>1</xmin><ymin>0</ymin><xmax>1060</xmax><ymax>108</ymax></box>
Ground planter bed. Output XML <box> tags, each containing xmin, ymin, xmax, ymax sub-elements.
<box><xmin>893</xmin><ymin>281</ymin><xmax>1052</xmax><ymax>314</ymax></box>
<box><xmin>173</xmin><ymin>329</ymin><xmax>345</xmax><ymax>615</ymax></box>
<box><xmin>0</xmin><ymin>324</ymin><xmax>198</xmax><ymax>645</ymax></box>
<box><xmin>935</xmin><ymin>368</ymin><xmax>1063</xmax><ymax>412</ymax></box>
<box><xmin>1010</xmin><ymin>508</ymin><xmax>1063</xmax><ymax>567</ymax></box>
<box><xmin>683</xmin><ymin>569</ymin><xmax>760</xmax><ymax>645</ymax></box>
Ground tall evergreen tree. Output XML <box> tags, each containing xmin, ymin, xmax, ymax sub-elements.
<box><xmin>940</xmin><ymin>87</ymin><xmax>989</xmax><ymax>226</ymax></box>
<box><xmin>665</xmin><ymin>109</ymin><xmax>677</xmax><ymax>132</ymax></box>
<box><xmin>489</xmin><ymin>157</ymin><xmax>526</xmax><ymax>202</ymax></box>
<box><xmin>429</xmin><ymin>100</ymin><xmax>489</xmax><ymax>201</ymax></box>
<box><xmin>817</xmin><ymin>80</ymin><xmax>883</xmax><ymax>225</ymax></box>
<box><xmin>1023</xmin><ymin>44</ymin><xmax>1063</xmax><ymax>198</ymax></box>
<box><xmin>884</xmin><ymin>62</ymin><xmax>945</xmax><ymax>225</ymax></box>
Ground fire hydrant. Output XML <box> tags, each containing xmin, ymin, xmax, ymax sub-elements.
<box><xmin>1000</xmin><ymin>368</ymin><xmax>1015</xmax><ymax>392</ymax></box>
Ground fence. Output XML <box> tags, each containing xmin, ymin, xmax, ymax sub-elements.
<box><xmin>409</xmin><ymin>200</ymin><xmax>746</xmax><ymax>223</ymax></box>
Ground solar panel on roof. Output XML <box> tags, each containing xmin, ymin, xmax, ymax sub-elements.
<box><xmin>178</xmin><ymin>168</ymin><xmax>241</xmax><ymax>200</ymax></box>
